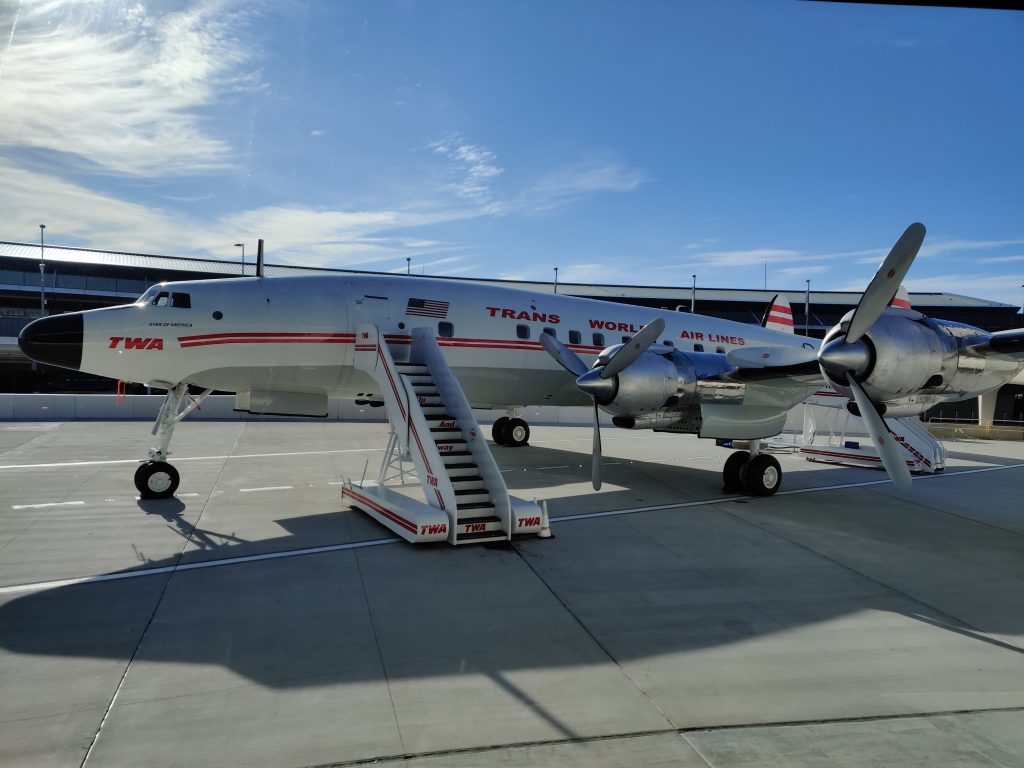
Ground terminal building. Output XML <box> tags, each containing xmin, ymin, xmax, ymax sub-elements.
<box><xmin>2</xmin><ymin>240</ymin><xmax>1022</xmax><ymax>423</ymax></box>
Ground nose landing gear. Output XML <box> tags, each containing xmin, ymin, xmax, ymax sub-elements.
<box><xmin>134</xmin><ymin>382</ymin><xmax>212</xmax><ymax>499</ymax></box>
<box><xmin>722</xmin><ymin>439</ymin><xmax>782</xmax><ymax>496</ymax></box>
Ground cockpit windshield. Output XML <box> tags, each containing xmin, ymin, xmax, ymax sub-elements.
<box><xmin>136</xmin><ymin>287</ymin><xmax>191</xmax><ymax>308</ymax></box>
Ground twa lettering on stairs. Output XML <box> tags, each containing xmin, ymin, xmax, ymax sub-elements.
<box><xmin>343</xmin><ymin>324</ymin><xmax>544</xmax><ymax>545</ymax></box>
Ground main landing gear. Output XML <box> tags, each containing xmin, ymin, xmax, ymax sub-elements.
<box><xmin>134</xmin><ymin>382</ymin><xmax>212</xmax><ymax>499</ymax></box>
<box><xmin>491</xmin><ymin>410</ymin><xmax>531</xmax><ymax>447</ymax></box>
<box><xmin>722</xmin><ymin>439</ymin><xmax>782</xmax><ymax>497</ymax></box>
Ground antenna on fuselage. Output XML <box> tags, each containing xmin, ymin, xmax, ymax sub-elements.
<box><xmin>256</xmin><ymin>239</ymin><xmax>264</xmax><ymax>278</ymax></box>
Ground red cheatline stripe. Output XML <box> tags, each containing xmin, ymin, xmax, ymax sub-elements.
<box><xmin>767</xmin><ymin>314</ymin><xmax>794</xmax><ymax>326</ymax></box>
<box><xmin>179</xmin><ymin>332</ymin><xmax>354</xmax><ymax>342</ymax></box>
<box><xmin>378</xmin><ymin>347</ymin><xmax>407</xmax><ymax>421</ymax></box>
<box><xmin>180</xmin><ymin>338</ymin><xmax>352</xmax><ymax>348</ymax></box>
<box><xmin>434</xmin><ymin>488</ymin><xmax>446</xmax><ymax>511</ymax></box>
<box><xmin>343</xmin><ymin>488</ymin><xmax>417</xmax><ymax>533</ymax></box>
<box><xmin>354</xmin><ymin>345</ymin><xmax>375</xmax><ymax>351</ymax></box>
<box><xmin>771</xmin><ymin>305</ymin><xmax>793</xmax><ymax>315</ymax></box>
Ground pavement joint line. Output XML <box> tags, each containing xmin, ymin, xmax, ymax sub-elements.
<box><xmin>239</xmin><ymin>485</ymin><xmax>294</xmax><ymax>493</ymax></box>
<box><xmin>293</xmin><ymin>705</ymin><xmax>1024</xmax><ymax>768</ymax></box>
<box><xmin>3</xmin><ymin>461</ymin><xmax>1021</xmax><ymax>595</ymax></box>
<box><xmin>0</xmin><ymin>447</ymin><xmax>384</xmax><ymax>470</ymax></box>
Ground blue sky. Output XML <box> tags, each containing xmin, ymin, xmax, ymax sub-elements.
<box><xmin>2</xmin><ymin>0</ymin><xmax>1022</xmax><ymax>307</ymax></box>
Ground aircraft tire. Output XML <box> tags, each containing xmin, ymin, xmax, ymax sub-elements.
<box><xmin>491</xmin><ymin>417</ymin><xmax>510</xmax><ymax>445</ymax></box>
<box><xmin>723</xmin><ymin>451</ymin><xmax>750</xmax><ymax>493</ymax></box>
<box><xmin>505</xmin><ymin>418</ymin><xmax>530</xmax><ymax>447</ymax></box>
<box><xmin>745</xmin><ymin>454</ymin><xmax>782</xmax><ymax>496</ymax></box>
<box><xmin>135</xmin><ymin>461</ymin><xmax>180</xmax><ymax>499</ymax></box>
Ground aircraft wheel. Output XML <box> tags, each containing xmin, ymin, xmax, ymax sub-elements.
<box><xmin>505</xmin><ymin>418</ymin><xmax>530</xmax><ymax>447</ymax></box>
<box><xmin>723</xmin><ymin>451</ymin><xmax>750</xmax><ymax>493</ymax></box>
<box><xmin>745</xmin><ymin>454</ymin><xmax>782</xmax><ymax>496</ymax></box>
<box><xmin>135</xmin><ymin>461</ymin><xmax>180</xmax><ymax>499</ymax></box>
<box><xmin>491</xmin><ymin>417</ymin><xmax>510</xmax><ymax>445</ymax></box>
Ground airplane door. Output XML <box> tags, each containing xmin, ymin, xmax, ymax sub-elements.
<box><xmin>356</xmin><ymin>294</ymin><xmax>390</xmax><ymax>324</ymax></box>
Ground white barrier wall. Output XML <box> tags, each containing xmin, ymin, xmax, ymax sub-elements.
<box><xmin>0</xmin><ymin>394</ymin><xmax>604</xmax><ymax>426</ymax></box>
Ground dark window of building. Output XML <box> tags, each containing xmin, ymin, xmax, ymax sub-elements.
<box><xmin>516</xmin><ymin>324</ymin><xmax>530</xmax><ymax>339</ymax></box>
<box><xmin>438</xmin><ymin>321</ymin><xmax>454</xmax><ymax>338</ymax></box>
<box><xmin>568</xmin><ymin>330</ymin><xmax>581</xmax><ymax>345</ymax></box>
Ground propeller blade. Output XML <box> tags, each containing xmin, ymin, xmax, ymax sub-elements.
<box><xmin>846</xmin><ymin>223</ymin><xmax>926</xmax><ymax>343</ymax></box>
<box><xmin>539</xmin><ymin>330</ymin><xmax>589</xmax><ymax>377</ymax></box>
<box><xmin>591</xmin><ymin>399</ymin><xmax>602</xmax><ymax>490</ymax></box>
<box><xmin>600</xmin><ymin>317</ymin><xmax>666</xmax><ymax>379</ymax></box>
<box><xmin>847</xmin><ymin>376</ymin><xmax>912</xmax><ymax>490</ymax></box>
<box><xmin>727</xmin><ymin>345</ymin><xmax>818</xmax><ymax>369</ymax></box>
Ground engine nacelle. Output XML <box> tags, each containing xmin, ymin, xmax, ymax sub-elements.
<box><xmin>595</xmin><ymin>349</ymin><xmax>713</xmax><ymax>417</ymax></box>
<box><xmin>822</xmin><ymin>309</ymin><xmax>955</xmax><ymax>406</ymax></box>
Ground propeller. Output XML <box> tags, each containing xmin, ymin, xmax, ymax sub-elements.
<box><xmin>816</xmin><ymin>223</ymin><xmax>926</xmax><ymax>490</ymax></box>
<box><xmin>847</xmin><ymin>376</ymin><xmax>913</xmax><ymax>490</ymax></box>
<box><xmin>845</xmin><ymin>222</ymin><xmax>925</xmax><ymax>343</ymax></box>
<box><xmin>540</xmin><ymin>318</ymin><xmax>666</xmax><ymax>490</ymax></box>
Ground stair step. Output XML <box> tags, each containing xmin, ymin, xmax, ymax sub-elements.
<box><xmin>458</xmin><ymin>515</ymin><xmax>501</xmax><ymax>525</ymax></box>
<box><xmin>454</xmin><ymin>489</ymin><xmax>491</xmax><ymax>501</ymax></box>
<box><xmin>456</xmin><ymin>516</ymin><xmax>503</xmax><ymax>535</ymax></box>
<box><xmin>446</xmin><ymin>464</ymin><xmax>479</xmax><ymax>477</ymax></box>
<box><xmin>425</xmin><ymin>414</ymin><xmax>456</xmax><ymax>423</ymax></box>
<box><xmin>456</xmin><ymin>501</ymin><xmax>496</xmax><ymax>511</ymax></box>
<box><xmin>435</xmin><ymin>440</ymin><xmax>468</xmax><ymax>454</ymax></box>
<box><xmin>430</xmin><ymin>428</ymin><xmax>463</xmax><ymax>438</ymax></box>
<box><xmin>456</xmin><ymin>530</ymin><xmax>508</xmax><ymax>544</ymax></box>
<box><xmin>404</xmin><ymin>375</ymin><xmax>435</xmax><ymax>386</ymax></box>
<box><xmin>450</xmin><ymin>475</ymin><xmax>484</xmax><ymax>486</ymax></box>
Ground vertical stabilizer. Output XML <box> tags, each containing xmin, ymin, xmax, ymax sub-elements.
<box><xmin>891</xmin><ymin>284</ymin><xmax>911</xmax><ymax>309</ymax></box>
<box><xmin>762</xmin><ymin>293</ymin><xmax>795</xmax><ymax>334</ymax></box>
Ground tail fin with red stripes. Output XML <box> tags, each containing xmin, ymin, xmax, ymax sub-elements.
<box><xmin>890</xmin><ymin>284</ymin><xmax>912</xmax><ymax>309</ymax></box>
<box><xmin>761</xmin><ymin>293</ymin><xmax>795</xmax><ymax>334</ymax></box>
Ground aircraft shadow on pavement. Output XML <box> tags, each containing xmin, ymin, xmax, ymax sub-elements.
<box><xmin>4</xmin><ymin>459</ymin><xmax>1024</xmax><ymax>694</ymax></box>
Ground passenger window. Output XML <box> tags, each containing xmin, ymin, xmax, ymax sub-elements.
<box><xmin>664</xmin><ymin>340</ymin><xmax>674</xmax><ymax>347</ymax></box>
<box><xmin>592</xmin><ymin>332</ymin><xmax>605</xmax><ymax>346</ymax></box>
<box><xmin>516</xmin><ymin>324</ymin><xmax>530</xmax><ymax>340</ymax></box>
<box><xmin>622</xmin><ymin>335</ymin><xmax>630</xmax><ymax>343</ymax></box>
<box><xmin>171</xmin><ymin>292</ymin><xmax>191</xmax><ymax>308</ymax></box>
<box><xmin>543</xmin><ymin>327</ymin><xmax>556</xmax><ymax>338</ymax></box>
<box><xmin>716</xmin><ymin>346</ymin><xmax>725</xmax><ymax>354</ymax></box>
<box><xmin>568</xmin><ymin>330</ymin><xmax>581</xmax><ymax>345</ymax></box>
<box><xmin>694</xmin><ymin>343</ymin><xmax>704</xmax><ymax>352</ymax></box>
<box><xmin>438</xmin><ymin>321</ymin><xmax>454</xmax><ymax>338</ymax></box>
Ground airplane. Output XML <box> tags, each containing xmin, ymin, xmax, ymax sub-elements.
<box><xmin>17</xmin><ymin>223</ymin><xmax>1024</xmax><ymax>501</ymax></box>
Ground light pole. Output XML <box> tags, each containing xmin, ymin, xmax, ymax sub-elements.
<box><xmin>235</xmin><ymin>243</ymin><xmax>245</xmax><ymax>276</ymax></box>
<box><xmin>38</xmin><ymin>224</ymin><xmax>46</xmax><ymax>318</ymax></box>
<box><xmin>553</xmin><ymin>267</ymin><xmax>559</xmax><ymax>294</ymax></box>
<box><xmin>805</xmin><ymin>279</ymin><xmax>811</xmax><ymax>336</ymax></box>
<box><xmin>406</xmin><ymin>257</ymin><xmax>411</xmax><ymax>276</ymax></box>
<box><xmin>690</xmin><ymin>274</ymin><xmax>696</xmax><ymax>313</ymax></box>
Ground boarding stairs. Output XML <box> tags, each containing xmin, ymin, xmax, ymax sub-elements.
<box><xmin>778</xmin><ymin>390</ymin><xmax>946</xmax><ymax>474</ymax></box>
<box><xmin>343</xmin><ymin>324</ymin><xmax>544</xmax><ymax>545</ymax></box>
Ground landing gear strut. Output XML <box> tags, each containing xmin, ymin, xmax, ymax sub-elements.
<box><xmin>134</xmin><ymin>382</ymin><xmax>212</xmax><ymax>499</ymax></box>
<box><xmin>491</xmin><ymin>410</ymin><xmax>530</xmax><ymax>447</ymax></box>
<box><xmin>722</xmin><ymin>439</ymin><xmax>782</xmax><ymax>496</ymax></box>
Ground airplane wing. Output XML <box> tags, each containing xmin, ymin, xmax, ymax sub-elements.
<box><xmin>964</xmin><ymin>328</ymin><xmax>1024</xmax><ymax>360</ymax></box>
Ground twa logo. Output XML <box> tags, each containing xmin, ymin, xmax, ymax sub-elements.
<box><xmin>419</xmin><ymin>523</ymin><xmax>447</xmax><ymax>536</ymax></box>
<box><xmin>109</xmin><ymin>336</ymin><xmax>163</xmax><ymax>350</ymax></box>
<box><xmin>426</xmin><ymin>474</ymin><xmax>439</xmax><ymax>487</ymax></box>
<box><xmin>464</xmin><ymin>523</ymin><xmax>486</xmax><ymax>533</ymax></box>
<box><xmin>893</xmin><ymin>434</ymin><xmax>927</xmax><ymax>465</ymax></box>
<box><xmin>518</xmin><ymin>516</ymin><xmax>541</xmax><ymax>528</ymax></box>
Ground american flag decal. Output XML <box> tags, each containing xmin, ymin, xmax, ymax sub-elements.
<box><xmin>406</xmin><ymin>297</ymin><xmax>450</xmax><ymax>319</ymax></box>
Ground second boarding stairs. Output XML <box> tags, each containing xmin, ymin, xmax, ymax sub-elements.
<box><xmin>342</xmin><ymin>324</ymin><xmax>544</xmax><ymax>545</ymax></box>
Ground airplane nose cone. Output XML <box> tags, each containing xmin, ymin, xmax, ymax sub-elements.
<box><xmin>575</xmin><ymin>367</ymin><xmax>617</xmax><ymax>404</ymax></box>
<box><xmin>817</xmin><ymin>336</ymin><xmax>870</xmax><ymax>379</ymax></box>
<box><xmin>18</xmin><ymin>313</ymin><xmax>84</xmax><ymax>370</ymax></box>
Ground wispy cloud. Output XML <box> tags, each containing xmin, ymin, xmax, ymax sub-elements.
<box><xmin>0</xmin><ymin>0</ymin><xmax>257</xmax><ymax>176</ymax></box>
<box><xmin>428</xmin><ymin>132</ymin><xmax>505</xmax><ymax>205</ymax></box>
<box><xmin>521</xmin><ymin>160</ymin><xmax>646</xmax><ymax>214</ymax></box>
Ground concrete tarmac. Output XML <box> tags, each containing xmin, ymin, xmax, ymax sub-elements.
<box><xmin>1</xmin><ymin>420</ymin><xmax>1024</xmax><ymax>767</ymax></box>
